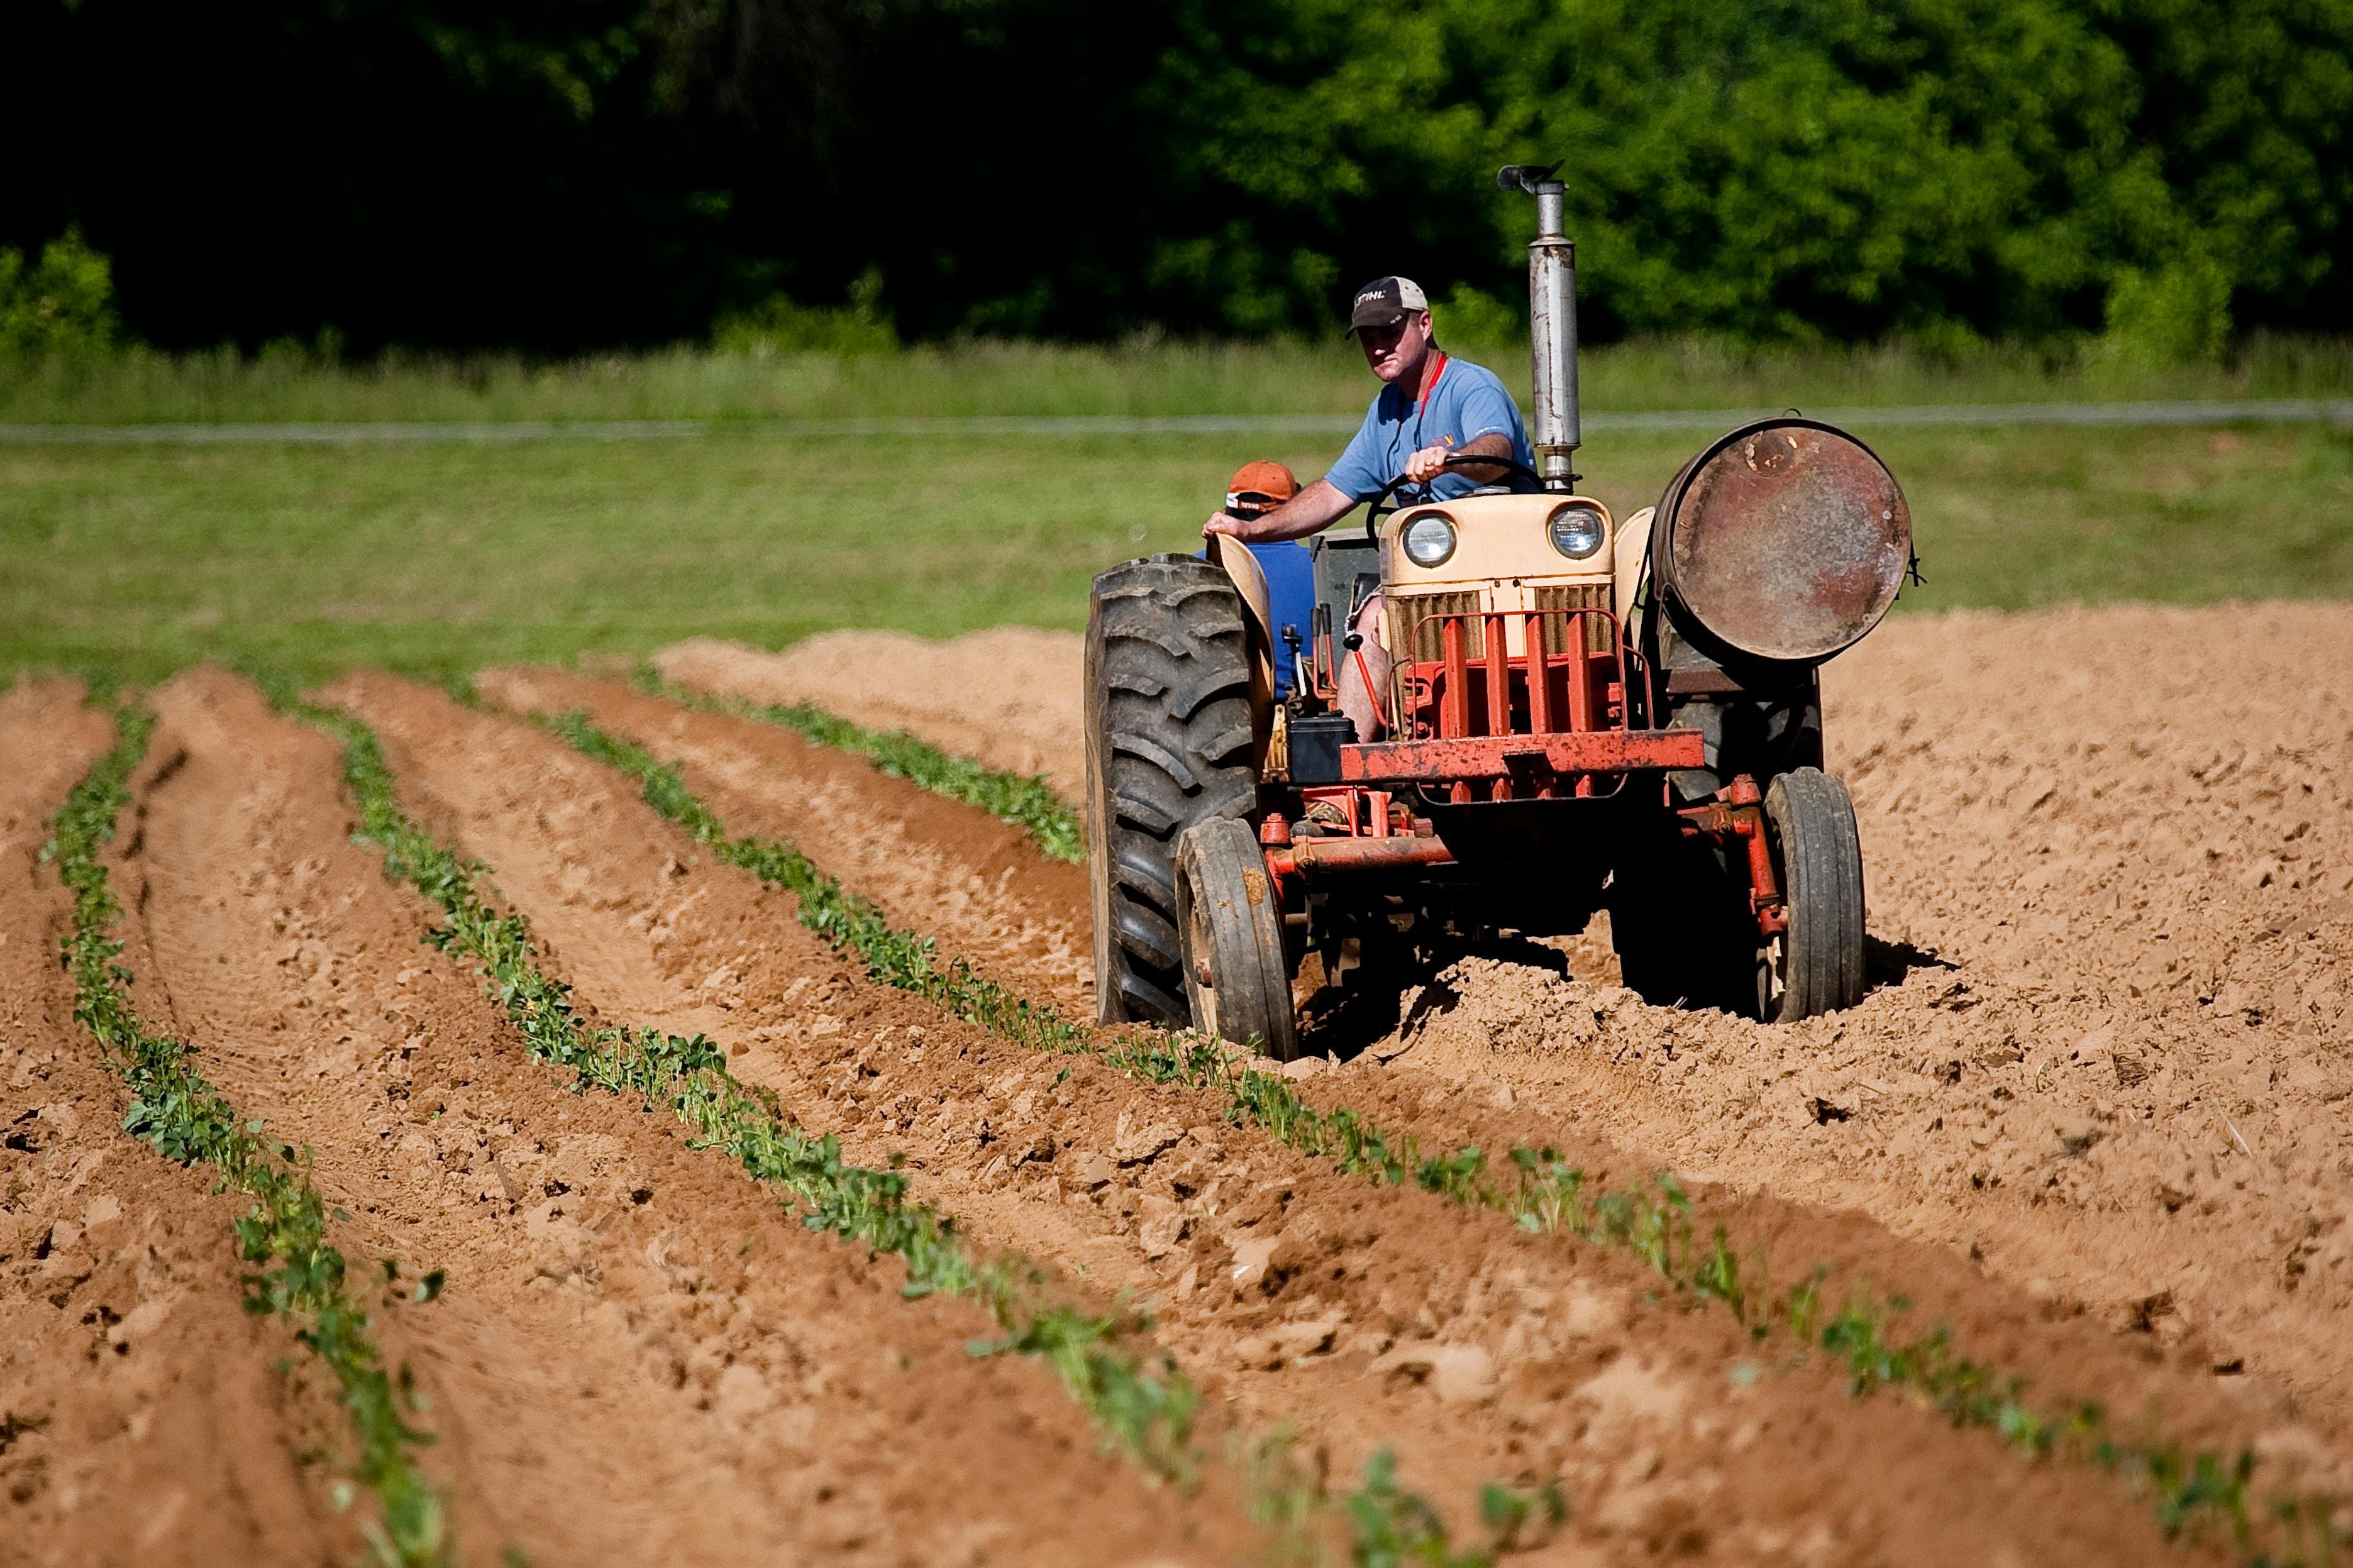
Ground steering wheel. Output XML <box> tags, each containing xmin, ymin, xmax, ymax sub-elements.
<box><xmin>1362</xmin><ymin>453</ymin><xmax>1546</xmax><ymax>541</ymax></box>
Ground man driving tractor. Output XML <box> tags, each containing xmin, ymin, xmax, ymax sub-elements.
<box><xmin>1204</xmin><ymin>275</ymin><xmax>1537</xmax><ymax>740</ymax></box>
<box><xmin>1092</xmin><ymin>167</ymin><xmax>1902</xmax><ymax>1047</ymax></box>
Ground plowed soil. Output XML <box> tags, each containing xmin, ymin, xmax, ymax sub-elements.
<box><xmin>108</xmin><ymin>670</ymin><xmax>1245</xmax><ymax>1568</ymax></box>
<box><xmin>12</xmin><ymin>597</ymin><xmax>2350</xmax><ymax>1562</ymax></box>
<box><xmin>453</xmin><ymin>666</ymin><xmax>2243</xmax><ymax>1560</ymax></box>
<box><xmin>653</xmin><ymin>607</ymin><xmax>2353</xmax><ymax>1505</ymax></box>
<box><xmin>483</xmin><ymin>665</ymin><xmax>1093</xmax><ymax>1015</ymax></box>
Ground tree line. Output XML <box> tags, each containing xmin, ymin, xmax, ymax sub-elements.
<box><xmin>7</xmin><ymin>0</ymin><xmax>2349</xmax><ymax>355</ymax></box>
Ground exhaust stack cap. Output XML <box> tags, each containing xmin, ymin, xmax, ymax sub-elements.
<box><xmin>1498</xmin><ymin>163</ymin><xmax>1578</xmax><ymax>491</ymax></box>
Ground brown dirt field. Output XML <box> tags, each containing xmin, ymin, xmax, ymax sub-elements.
<box><xmin>0</xmin><ymin>679</ymin><xmax>352</xmax><ymax>1568</ymax></box>
<box><xmin>375</xmin><ymin>671</ymin><xmax>2251</xmax><ymax>1562</ymax></box>
<box><xmin>650</xmin><ymin>603</ymin><xmax>2353</xmax><ymax>1492</ymax></box>
<box><xmin>19</xmin><ymin>591</ymin><xmax>2345</xmax><ymax>1562</ymax></box>
<box><xmin>1393</xmin><ymin>604</ymin><xmax>2353</xmax><ymax>1444</ymax></box>
<box><xmin>655</xmin><ymin>629</ymin><xmax>1088</xmax><ymax>801</ymax></box>
<box><xmin>109</xmin><ymin>668</ymin><xmax>1241</xmax><ymax>1568</ymax></box>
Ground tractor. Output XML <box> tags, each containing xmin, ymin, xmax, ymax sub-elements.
<box><xmin>1085</xmin><ymin>163</ymin><xmax>1913</xmax><ymax>1058</ymax></box>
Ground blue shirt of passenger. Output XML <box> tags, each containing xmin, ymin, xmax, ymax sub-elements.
<box><xmin>1322</xmin><ymin>353</ymin><xmax>1537</xmax><ymax>504</ymax></box>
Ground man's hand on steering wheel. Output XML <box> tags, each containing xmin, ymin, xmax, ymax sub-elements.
<box><xmin>1363</xmin><ymin>444</ymin><xmax>1544</xmax><ymax>539</ymax></box>
<box><xmin>1402</xmin><ymin>442</ymin><xmax>1456</xmax><ymax>486</ymax></box>
<box><xmin>1406</xmin><ymin>431</ymin><xmax>1515</xmax><ymax>487</ymax></box>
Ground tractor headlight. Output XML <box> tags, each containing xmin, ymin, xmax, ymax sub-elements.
<box><xmin>1547</xmin><ymin>502</ymin><xmax>1607</xmax><ymax>561</ymax></box>
<box><xmin>1400</xmin><ymin>512</ymin><xmax>1458</xmax><ymax>568</ymax></box>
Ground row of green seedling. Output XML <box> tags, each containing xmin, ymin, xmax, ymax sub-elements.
<box><xmin>542</xmin><ymin>705</ymin><xmax>2344</xmax><ymax>1565</ymax></box>
<box><xmin>632</xmin><ymin>663</ymin><xmax>1085</xmax><ymax>863</ymax></box>
<box><xmin>295</xmin><ymin>693</ymin><xmax>1535</xmax><ymax>1565</ymax></box>
<box><xmin>46</xmin><ymin>705</ymin><xmax>450</xmax><ymax>1568</ymax></box>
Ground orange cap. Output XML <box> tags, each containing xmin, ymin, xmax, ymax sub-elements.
<box><xmin>1226</xmin><ymin>460</ymin><xmax>1300</xmax><ymax>508</ymax></box>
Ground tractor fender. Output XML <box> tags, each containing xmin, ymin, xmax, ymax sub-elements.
<box><xmin>1614</xmin><ymin>505</ymin><xmax>1653</xmax><ymax>648</ymax></box>
<box><xmin>1205</xmin><ymin>534</ymin><xmax>1278</xmax><ymax>768</ymax></box>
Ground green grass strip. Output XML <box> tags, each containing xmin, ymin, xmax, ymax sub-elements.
<box><xmin>45</xmin><ymin>705</ymin><xmax>450</xmax><ymax>1568</ymax></box>
<box><xmin>541</xmin><ymin>707</ymin><xmax>2344</xmax><ymax>1565</ymax></box>
<box><xmin>631</xmin><ymin>663</ymin><xmax>1084</xmax><ymax>863</ymax></box>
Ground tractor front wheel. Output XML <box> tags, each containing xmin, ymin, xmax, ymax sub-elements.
<box><xmin>1758</xmin><ymin>768</ymin><xmax>1866</xmax><ymax>1022</ymax></box>
<box><xmin>1174</xmin><ymin>817</ymin><xmax>1299</xmax><ymax>1059</ymax></box>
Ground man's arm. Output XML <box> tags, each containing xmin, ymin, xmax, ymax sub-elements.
<box><xmin>1402</xmin><ymin>429</ymin><xmax>1514</xmax><ymax>485</ymax></box>
<box><xmin>1203</xmin><ymin>477</ymin><xmax>1358</xmax><ymax>544</ymax></box>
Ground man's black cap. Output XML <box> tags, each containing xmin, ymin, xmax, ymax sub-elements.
<box><xmin>1344</xmin><ymin>275</ymin><xmax>1431</xmax><ymax>339</ymax></box>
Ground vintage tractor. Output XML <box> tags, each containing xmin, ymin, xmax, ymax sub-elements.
<box><xmin>1085</xmin><ymin>163</ymin><xmax>1913</xmax><ymax>1057</ymax></box>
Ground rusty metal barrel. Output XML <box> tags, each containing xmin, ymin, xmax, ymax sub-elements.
<box><xmin>1649</xmin><ymin>418</ymin><xmax>1912</xmax><ymax>667</ymax></box>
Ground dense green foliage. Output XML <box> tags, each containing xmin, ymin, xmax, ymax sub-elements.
<box><xmin>9</xmin><ymin>0</ymin><xmax>2349</xmax><ymax>351</ymax></box>
<box><xmin>0</xmin><ymin>231</ymin><xmax>116</xmax><ymax>358</ymax></box>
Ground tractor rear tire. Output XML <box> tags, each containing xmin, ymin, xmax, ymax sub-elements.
<box><xmin>1759</xmin><ymin>768</ymin><xmax>1866</xmax><ymax>1022</ymax></box>
<box><xmin>1174</xmin><ymin>817</ymin><xmax>1298</xmax><ymax>1059</ymax></box>
<box><xmin>1085</xmin><ymin>555</ymin><xmax>1260</xmax><ymax>1028</ymax></box>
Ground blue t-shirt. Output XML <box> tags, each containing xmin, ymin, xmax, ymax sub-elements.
<box><xmin>1323</xmin><ymin>354</ymin><xmax>1537</xmax><ymax>504</ymax></box>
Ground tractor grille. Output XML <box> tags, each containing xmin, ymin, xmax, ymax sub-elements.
<box><xmin>1531</xmin><ymin>583</ymin><xmax>1614</xmax><ymax>653</ymax></box>
<box><xmin>1388</xmin><ymin>586</ymin><xmax>1613</xmax><ymax>660</ymax></box>
<box><xmin>1388</xmin><ymin>591</ymin><xmax>1485</xmax><ymax>662</ymax></box>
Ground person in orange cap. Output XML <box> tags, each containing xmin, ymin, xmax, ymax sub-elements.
<box><xmin>1223</xmin><ymin>459</ymin><xmax>1300</xmax><ymax>519</ymax></box>
<box><xmin>1217</xmin><ymin>460</ymin><xmax>1315</xmax><ymax>700</ymax></box>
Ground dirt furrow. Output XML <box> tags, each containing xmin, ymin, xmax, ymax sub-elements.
<box><xmin>341</xmin><ymin>668</ymin><xmax>2236</xmax><ymax>1564</ymax></box>
<box><xmin>656</xmin><ymin>630</ymin><xmax>1087</xmax><ymax>801</ymax></box>
<box><xmin>481</xmin><ymin>665</ymin><xmax>1091</xmax><ymax>1014</ymax></box>
<box><xmin>119</xmin><ymin>670</ymin><xmax>1236</xmax><ymax>1568</ymax></box>
<box><xmin>1</xmin><ymin>680</ymin><xmax>353</xmax><ymax>1568</ymax></box>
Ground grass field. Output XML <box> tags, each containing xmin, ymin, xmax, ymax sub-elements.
<box><xmin>10</xmin><ymin>332</ymin><xmax>2353</xmax><ymax>424</ymax></box>
<box><xmin>8</xmin><ymin>414</ymin><xmax>2350</xmax><ymax>687</ymax></box>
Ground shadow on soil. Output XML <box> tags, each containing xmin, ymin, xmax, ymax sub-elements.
<box><xmin>1866</xmin><ymin>934</ymin><xmax>1959</xmax><ymax>995</ymax></box>
<box><xmin>1300</xmin><ymin>930</ymin><xmax>1958</xmax><ymax>1063</ymax></box>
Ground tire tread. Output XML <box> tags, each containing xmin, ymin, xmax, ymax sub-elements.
<box><xmin>1085</xmin><ymin>554</ymin><xmax>1259</xmax><ymax>1027</ymax></box>
<box><xmin>1766</xmin><ymin>768</ymin><xmax>1866</xmax><ymax>1020</ymax></box>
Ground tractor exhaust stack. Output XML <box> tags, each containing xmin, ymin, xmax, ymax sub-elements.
<box><xmin>1499</xmin><ymin>163</ymin><xmax>1578</xmax><ymax>490</ymax></box>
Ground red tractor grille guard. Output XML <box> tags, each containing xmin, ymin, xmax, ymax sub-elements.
<box><xmin>1339</xmin><ymin>604</ymin><xmax>1703</xmax><ymax>801</ymax></box>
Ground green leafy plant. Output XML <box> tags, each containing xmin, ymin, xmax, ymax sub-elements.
<box><xmin>45</xmin><ymin>705</ymin><xmax>449</xmax><ymax>1568</ymax></box>
<box><xmin>2101</xmin><ymin>253</ymin><xmax>2235</xmax><ymax>368</ymax></box>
